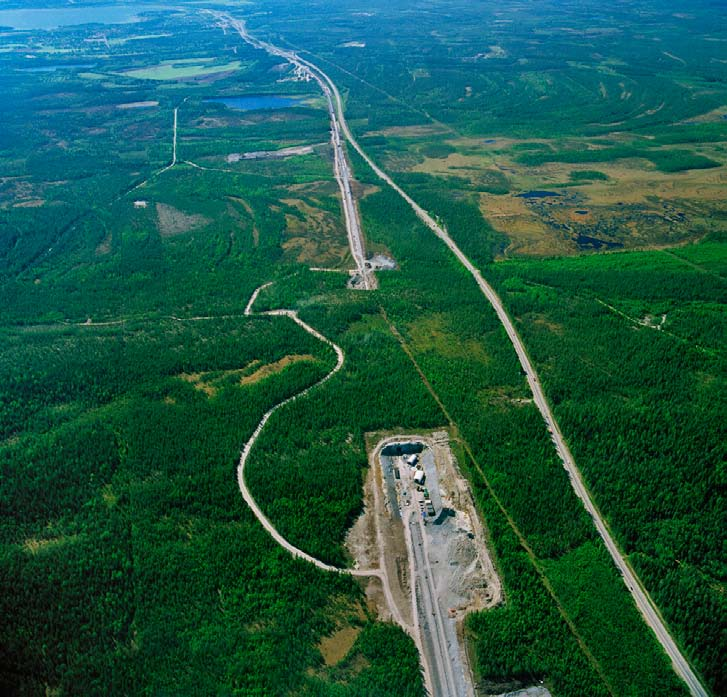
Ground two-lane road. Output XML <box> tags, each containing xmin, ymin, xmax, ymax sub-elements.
<box><xmin>298</xmin><ymin>44</ymin><xmax>708</xmax><ymax>697</ymax></box>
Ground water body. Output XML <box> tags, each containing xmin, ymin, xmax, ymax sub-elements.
<box><xmin>517</xmin><ymin>190</ymin><xmax>562</xmax><ymax>199</ymax></box>
<box><xmin>0</xmin><ymin>5</ymin><xmax>169</xmax><ymax>30</ymax></box>
<box><xmin>575</xmin><ymin>234</ymin><xmax>623</xmax><ymax>250</ymax></box>
<box><xmin>205</xmin><ymin>95</ymin><xmax>306</xmax><ymax>111</ymax></box>
<box><xmin>17</xmin><ymin>64</ymin><xmax>95</xmax><ymax>73</ymax></box>
<box><xmin>381</xmin><ymin>442</ymin><xmax>424</xmax><ymax>457</ymax></box>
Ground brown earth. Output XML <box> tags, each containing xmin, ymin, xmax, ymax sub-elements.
<box><xmin>240</xmin><ymin>354</ymin><xmax>316</xmax><ymax>385</ymax></box>
<box><xmin>281</xmin><ymin>197</ymin><xmax>349</xmax><ymax>265</ymax></box>
<box><xmin>318</xmin><ymin>626</ymin><xmax>362</xmax><ymax>666</ymax></box>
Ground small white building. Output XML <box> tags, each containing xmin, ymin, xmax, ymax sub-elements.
<box><xmin>406</xmin><ymin>454</ymin><xmax>419</xmax><ymax>466</ymax></box>
<box><xmin>413</xmin><ymin>470</ymin><xmax>425</xmax><ymax>486</ymax></box>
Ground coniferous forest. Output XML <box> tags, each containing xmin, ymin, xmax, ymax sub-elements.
<box><xmin>1</xmin><ymin>0</ymin><xmax>725</xmax><ymax>695</ymax></box>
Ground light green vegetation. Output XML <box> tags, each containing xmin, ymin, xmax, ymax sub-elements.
<box><xmin>119</xmin><ymin>59</ymin><xmax>245</xmax><ymax>80</ymax></box>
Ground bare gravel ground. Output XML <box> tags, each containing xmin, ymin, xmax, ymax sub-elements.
<box><xmin>347</xmin><ymin>431</ymin><xmax>502</xmax><ymax>696</ymax></box>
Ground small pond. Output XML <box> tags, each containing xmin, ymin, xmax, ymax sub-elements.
<box><xmin>575</xmin><ymin>234</ymin><xmax>623</xmax><ymax>250</ymax></box>
<box><xmin>517</xmin><ymin>190</ymin><xmax>562</xmax><ymax>199</ymax></box>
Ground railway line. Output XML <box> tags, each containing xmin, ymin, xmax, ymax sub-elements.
<box><xmin>210</xmin><ymin>12</ymin><xmax>375</xmax><ymax>290</ymax></box>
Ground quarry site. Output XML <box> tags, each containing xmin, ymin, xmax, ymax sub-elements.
<box><xmin>347</xmin><ymin>431</ymin><xmax>504</xmax><ymax>697</ymax></box>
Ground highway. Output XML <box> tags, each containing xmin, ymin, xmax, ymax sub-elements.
<box><xmin>213</xmin><ymin>14</ymin><xmax>708</xmax><ymax>697</ymax></box>
<box><xmin>323</xmin><ymin>64</ymin><xmax>710</xmax><ymax>697</ymax></box>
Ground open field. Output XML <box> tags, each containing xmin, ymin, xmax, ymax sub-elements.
<box><xmin>119</xmin><ymin>59</ymin><xmax>246</xmax><ymax>81</ymax></box>
<box><xmin>386</xmin><ymin>134</ymin><xmax>727</xmax><ymax>256</ymax></box>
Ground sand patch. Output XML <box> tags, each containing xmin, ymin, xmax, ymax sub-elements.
<box><xmin>318</xmin><ymin>626</ymin><xmax>362</xmax><ymax>666</ymax></box>
<box><xmin>179</xmin><ymin>371</ymin><xmax>218</xmax><ymax>397</ymax></box>
<box><xmin>226</xmin><ymin>144</ymin><xmax>316</xmax><ymax>162</ymax></box>
<box><xmin>370</xmin><ymin>124</ymin><xmax>449</xmax><ymax>139</ymax></box>
<box><xmin>117</xmin><ymin>100</ymin><xmax>159</xmax><ymax>109</ymax></box>
<box><xmin>481</xmin><ymin>193</ymin><xmax>573</xmax><ymax>257</ymax></box>
<box><xmin>179</xmin><ymin>356</ymin><xmax>316</xmax><ymax>396</ymax></box>
<box><xmin>240</xmin><ymin>354</ymin><xmax>316</xmax><ymax>385</ymax></box>
<box><xmin>23</xmin><ymin>534</ymin><xmax>79</xmax><ymax>555</ymax></box>
<box><xmin>281</xmin><ymin>197</ymin><xmax>348</xmax><ymax>264</ymax></box>
<box><xmin>96</xmin><ymin>232</ymin><xmax>112</xmax><ymax>256</ymax></box>
<box><xmin>13</xmin><ymin>199</ymin><xmax>45</xmax><ymax>208</ymax></box>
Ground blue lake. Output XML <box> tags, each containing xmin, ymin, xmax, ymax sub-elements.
<box><xmin>205</xmin><ymin>95</ymin><xmax>307</xmax><ymax>111</ymax></box>
<box><xmin>0</xmin><ymin>5</ymin><xmax>169</xmax><ymax>30</ymax></box>
<box><xmin>517</xmin><ymin>190</ymin><xmax>562</xmax><ymax>199</ymax></box>
<box><xmin>17</xmin><ymin>64</ymin><xmax>95</xmax><ymax>72</ymax></box>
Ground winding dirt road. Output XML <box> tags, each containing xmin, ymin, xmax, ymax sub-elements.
<box><xmin>239</xmin><ymin>284</ymin><xmax>419</xmax><ymax>661</ymax></box>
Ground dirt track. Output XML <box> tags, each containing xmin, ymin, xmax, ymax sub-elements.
<box><xmin>238</xmin><ymin>283</ymin><xmax>413</xmax><ymax>633</ymax></box>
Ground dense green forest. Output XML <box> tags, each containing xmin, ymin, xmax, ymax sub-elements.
<box><xmin>352</xmin><ymin>184</ymin><xmax>692</xmax><ymax>696</ymax></box>
<box><xmin>246</xmin><ymin>5</ymin><xmax>725</xmax><ymax>689</ymax></box>
<box><xmin>1</xmin><ymin>1</ymin><xmax>725</xmax><ymax>695</ymax></box>
<box><xmin>0</xmin><ymin>314</ymin><xmax>430</xmax><ymax>695</ymax></box>
<box><xmin>0</xmin><ymin>8</ymin><xmax>424</xmax><ymax>695</ymax></box>
<box><xmin>484</xmin><ymin>243</ymin><xmax>727</xmax><ymax>694</ymax></box>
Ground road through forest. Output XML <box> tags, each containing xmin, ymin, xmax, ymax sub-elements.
<box><xmin>211</xmin><ymin>12</ymin><xmax>708</xmax><ymax>697</ymax></box>
<box><xmin>239</xmin><ymin>284</ymin><xmax>434</xmax><ymax>687</ymax></box>
<box><xmin>320</xmin><ymin>50</ymin><xmax>709</xmax><ymax>697</ymax></box>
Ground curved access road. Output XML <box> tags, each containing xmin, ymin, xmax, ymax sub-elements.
<box><xmin>239</xmin><ymin>283</ymin><xmax>343</xmax><ymax>572</ymax></box>
<box><xmin>229</xmin><ymin>26</ymin><xmax>708</xmax><ymax>697</ymax></box>
<box><xmin>239</xmin><ymin>283</ymin><xmax>414</xmax><ymax>640</ymax></box>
